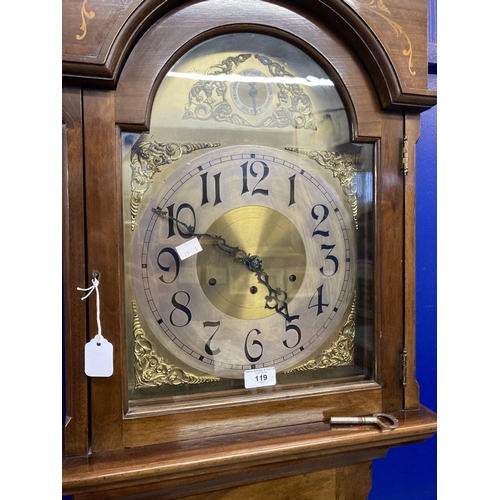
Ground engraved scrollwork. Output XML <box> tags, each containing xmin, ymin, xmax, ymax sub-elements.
<box><xmin>129</xmin><ymin>141</ymin><xmax>220</xmax><ymax>230</ymax></box>
<box><xmin>183</xmin><ymin>53</ymin><xmax>317</xmax><ymax>130</ymax></box>
<box><xmin>132</xmin><ymin>301</ymin><xmax>220</xmax><ymax>387</ymax></box>
<box><xmin>183</xmin><ymin>54</ymin><xmax>253</xmax><ymax>126</ymax></box>
<box><xmin>75</xmin><ymin>0</ymin><xmax>95</xmax><ymax>41</ymax></box>
<box><xmin>353</xmin><ymin>0</ymin><xmax>416</xmax><ymax>75</ymax></box>
<box><xmin>285</xmin><ymin>147</ymin><xmax>360</xmax><ymax>229</ymax></box>
<box><xmin>284</xmin><ymin>294</ymin><xmax>357</xmax><ymax>373</ymax></box>
<box><xmin>254</xmin><ymin>55</ymin><xmax>316</xmax><ymax>130</ymax></box>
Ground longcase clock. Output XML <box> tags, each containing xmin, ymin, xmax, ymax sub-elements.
<box><xmin>62</xmin><ymin>1</ymin><xmax>437</xmax><ymax>498</ymax></box>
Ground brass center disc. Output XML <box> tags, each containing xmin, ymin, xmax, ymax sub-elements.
<box><xmin>197</xmin><ymin>206</ymin><xmax>306</xmax><ymax>320</ymax></box>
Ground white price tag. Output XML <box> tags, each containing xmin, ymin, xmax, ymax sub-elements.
<box><xmin>244</xmin><ymin>367</ymin><xmax>276</xmax><ymax>389</ymax></box>
<box><xmin>85</xmin><ymin>336</ymin><xmax>114</xmax><ymax>377</ymax></box>
<box><xmin>176</xmin><ymin>237</ymin><xmax>203</xmax><ymax>260</ymax></box>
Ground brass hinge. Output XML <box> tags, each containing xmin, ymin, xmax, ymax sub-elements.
<box><xmin>401</xmin><ymin>135</ymin><xmax>409</xmax><ymax>175</ymax></box>
<box><xmin>400</xmin><ymin>348</ymin><xmax>408</xmax><ymax>387</ymax></box>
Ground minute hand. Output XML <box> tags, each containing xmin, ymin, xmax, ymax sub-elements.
<box><xmin>153</xmin><ymin>209</ymin><xmax>292</xmax><ymax>321</ymax></box>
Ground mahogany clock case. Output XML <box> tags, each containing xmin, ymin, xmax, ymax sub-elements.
<box><xmin>62</xmin><ymin>0</ymin><xmax>437</xmax><ymax>498</ymax></box>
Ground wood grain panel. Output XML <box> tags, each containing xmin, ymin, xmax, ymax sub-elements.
<box><xmin>123</xmin><ymin>385</ymin><xmax>382</xmax><ymax>448</ymax></box>
<box><xmin>63</xmin><ymin>0</ymin><xmax>436</xmax><ymax>111</ymax></box>
<box><xmin>403</xmin><ymin>112</ymin><xmax>421</xmax><ymax>409</ymax></box>
<box><xmin>83</xmin><ymin>88</ymin><xmax>125</xmax><ymax>452</ymax></box>
<box><xmin>63</xmin><ymin>85</ymin><xmax>90</xmax><ymax>457</ymax></box>
<box><xmin>63</xmin><ymin>406</ymin><xmax>436</xmax><ymax>497</ymax></box>
<box><xmin>376</xmin><ymin>113</ymin><xmax>405</xmax><ymax>411</ymax></box>
<box><xmin>155</xmin><ymin>463</ymin><xmax>372</xmax><ymax>500</ymax></box>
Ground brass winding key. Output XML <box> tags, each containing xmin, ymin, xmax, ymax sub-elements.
<box><xmin>329</xmin><ymin>413</ymin><xmax>398</xmax><ymax>430</ymax></box>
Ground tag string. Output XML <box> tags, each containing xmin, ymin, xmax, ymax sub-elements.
<box><xmin>77</xmin><ymin>277</ymin><xmax>102</xmax><ymax>340</ymax></box>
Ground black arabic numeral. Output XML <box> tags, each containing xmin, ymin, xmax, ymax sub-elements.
<box><xmin>169</xmin><ymin>291</ymin><xmax>192</xmax><ymax>327</ymax></box>
<box><xmin>320</xmin><ymin>244</ymin><xmax>339</xmax><ymax>277</ymax></box>
<box><xmin>157</xmin><ymin>247</ymin><xmax>180</xmax><ymax>283</ymax></box>
<box><xmin>311</xmin><ymin>203</ymin><xmax>330</xmax><ymax>237</ymax></box>
<box><xmin>240</xmin><ymin>160</ymin><xmax>269</xmax><ymax>196</ymax></box>
<box><xmin>288</xmin><ymin>174</ymin><xmax>296</xmax><ymax>206</ymax></box>
<box><xmin>244</xmin><ymin>328</ymin><xmax>263</xmax><ymax>363</ymax></box>
<box><xmin>201</xmin><ymin>172</ymin><xmax>222</xmax><ymax>206</ymax></box>
<box><xmin>308</xmin><ymin>285</ymin><xmax>328</xmax><ymax>316</ymax></box>
<box><xmin>165</xmin><ymin>203</ymin><xmax>196</xmax><ymax>239</ymax></box>
<box><xmin>203</xmin><ymin>321</ymin><xmax>221</xmax><ymax>356</ymax></box>
<box><xmin>283</xmin><ymin>314</ymin><xmax>301</xmax><ymax>349</ymax></box>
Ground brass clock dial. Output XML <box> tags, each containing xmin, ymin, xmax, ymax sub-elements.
<box><xmin>131</xmin><ymin>145</ymin><xmax>356</xmax><ymax>379</ymax></box>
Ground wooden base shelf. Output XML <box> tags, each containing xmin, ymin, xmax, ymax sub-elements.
<box><xmin>63</xmin><ymin>405</ymin><xmax>436</xmax><ymax>499</ymax></box>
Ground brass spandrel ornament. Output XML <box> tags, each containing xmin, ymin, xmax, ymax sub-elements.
<box><xmin>286</xmin><ymin>147</ymin><xmax>360</xmax><ymax>229</ymax></box>
<box><xmin>129</xmin><ymin>141</ymin><xmax>221</xmax><ymax>230</ymax></box>
<box><xmin>133</xmin><ymin>301</ymin><xmax>220</xmax><ymax>388</ymax></box>
<box><xmin>285</xmin><ymin>294</ymin><xmax>357</xmax><ymax>373</ymax></box>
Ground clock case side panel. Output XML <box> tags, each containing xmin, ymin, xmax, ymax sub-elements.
<box><xmin>82</xmin><ymin>89</ymin><xmax>126</xmax><ymax>453</ymax></box>
<box><xmin>374</xmin><ymin>115</ymin><xmax>405</xmax><ymax>413</ymax></box>
<box><xmin>402</xmin><ymin>112</ymin><xmax>421</xmax><ymax>409</ymax></box>
<box><xmin>63</xmin><ymin>85</ymin><xmax>91</xmax><ymax>457</ymax></box>
<box><xmin>369</xmin><ymin>113</ymin><xmax>422</xmax><ymax>412</ymax></box>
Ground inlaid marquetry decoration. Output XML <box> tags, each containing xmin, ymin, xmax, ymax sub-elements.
<box><xmin>129</xmin><ymin>141</ymin><xmax>221</xmax><ymax>230</ymax></box>
<box><xmin>132</xmin><ymin>301</ymin><xmax>220</xmax><ymax>388</ymax></box>
<box><xmin>286</xmin><ymin>147</ymin><xmax>360</xmax><ymax>229</ymax></box>
<box><xmin>76</xmin><ymin>0</ymin><xmax>95</xmax><ymax>41</ymax></box>
<box><xmin>353</xmin><ymin>0</ymin><xmax>415</xmax><ymax>75</ymax></box>
<box><xmin>285</xmin><ymin>294</ymin><xmax>357</xmax><ymax>372</ymax></box>
<box><xmin>183</xmin><ymin>53</ymin><xmax>317</xmax><ymax>130</ymax></box>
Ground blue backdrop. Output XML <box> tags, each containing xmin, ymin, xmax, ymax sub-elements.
<box><xmin>370</xmin><ymin>73</ymin><xmax>437</xmax><ymax>499</ymax></box>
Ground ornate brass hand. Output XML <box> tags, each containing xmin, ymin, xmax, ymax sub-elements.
<box><xmin>153</xmin><ymin>208</ymin><xmax>292</xmax><ymax>321</ymax></box>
